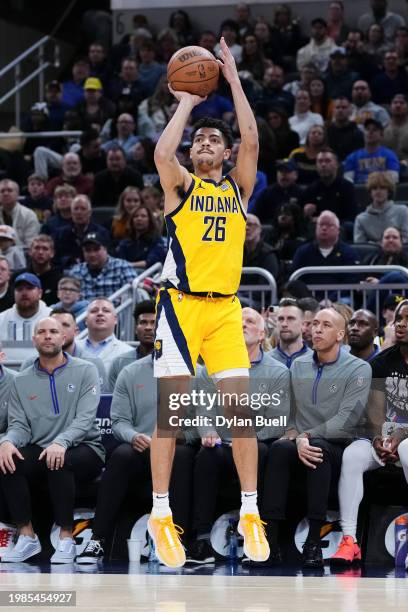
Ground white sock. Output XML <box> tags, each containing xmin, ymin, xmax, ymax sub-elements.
<box><xmin>240</xmin><ymin>491</ymin><xmax>259</xmax><ymax>516</ymax></box>
<box><xmin>151</xmin><ymin>492</ymin><xmax>172</xmax><ymax>518</ymax></box>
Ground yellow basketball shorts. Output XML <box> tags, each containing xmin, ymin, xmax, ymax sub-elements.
<box><xmin>153</xmin><ymin>288</ymin><xmax>250</xmax><ymax>377</ymax></box>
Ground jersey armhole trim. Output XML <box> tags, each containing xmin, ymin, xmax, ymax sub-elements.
<box><xmin>224</xmin><ymin>174</ymin><xmax>247</xmax><ymax>221</ymax></box>
<box><xmin>165</xmin><ymin>176</ymin><xmax>196</xmax><ymax>219</ymax></box>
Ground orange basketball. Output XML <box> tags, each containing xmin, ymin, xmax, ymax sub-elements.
<box><xmin>167</xmin><ymin>46</ymin><xmax>219</xmax><ymax>97</ymax></box>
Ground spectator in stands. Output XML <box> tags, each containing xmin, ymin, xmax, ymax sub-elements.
<box><xmin>75</xmin><ymin>77</ymin><xmax>115</xmax><ymax>131</ymax></box>
<box><xmin>101</xmin><ymin>114</ymin><xmax>140</xmax><ymax>159</ymax></box>
<box><xmin>308</xmin><ymin>77</ymin><xmax>333</xmax><ymax>121</ymax></box>
<box><xmin>137</xmin><ymin>74</ymin><xmax>174</xmax><ymax>138</ymax></box>
<box><xmin>235</xmin><ymin>2</ymin><xmax>254</xmax><ymax>38</ymax></box>
<box><xmin>20</xmin><ymin>175</ymin><xmax>53</xmax><ymax>223</ymax></box>
<box><xmin>354</xmin><ymin>172</ymin><xmax>408</xmax><ymax>244</ymax></box>
<box><xmin>238</xmin><ymin>33</ymin><xmax>273</xmax><ymax>84</ymax></box>
<box><xmin>253</xmin><ymin>20</ymin><xmax>282</xmax><ymax>64</ymax></box>
<box><xmin>383</xmin><ymin>94</ymin><xmax>408</xmax><ymax>161</ymax></box>
<box><xmin>107</xmin><ymin>57</ymin><xmax>148</xmax><ymax>109</ymax></box>
<box><xmin>0</xmin><ymin>226</ymin><xmax>25</xmax><ymax>271</ymax></box>
<box><xmin>0</xmin><ymin>273</ymin><xmax>50</xmax><ymax>341</ymax></box>
<box><xmin>265</xmin><ymin>108</ymin><xmax>300</xmax><ymax>160</ymax></box>
<box><xmin>116</xmin><ymin>206</ymin><xmax>166</xmax><ymax>269</ymax></box>
<box><xmin>296</xmin><ymin>18</ymin><xmax>338</xmax><ymax>73</ymax></box>
<box><xmin>271</xmin><ymin>4</ymin><xmax>303</xmax><ymax>69</ymax></box>
<box><xmin>191</xmin><ymin>91</ymin><xmax>234</xmax><ymax>123</ymax></box>
<box><xmin>350</xmin><ymin>80</ymin><xmax>390</xmax><ymax>130</ymax></box>
<box><xmin>327</xmin><ymin>97</ymin><xmax>364</xmax><ymax>161</ymax></box>
<box><xmin>0</xmin><ymin>257</ymin><xmax>14</xmax><ymax>312</ymax></box>
<box><xmin>45</xmin><ymin>153</ymin><xmax>93</xmax><ymax>198</ymax></box>
<box><xmin>156</xmin><ymin>27</ymin><xmax>180</xmax><ymax>64</ymax></box>
<box><xmin>267</xmin><ymin>202</ymin><xmax>307</xmax><ymax>262</ymax></box>
<box><xmin>358</xmin><ymin>0</ymin><xmax>405</xmax><ymax>42</ymax></box>
<box><xmin>242</xmin><ymin>214</ymin><xmax>279</xmax><ymax>281</ymax></box>
<box><xmin>130</xmin><ymin>138</ymin><xmax>157</xmax><ymax>178</ymax></box>
<box><xmin>108</xmin><ymin>299</ymin><xmax>156</xmax><ymax>389</ymax></box>
<box><xmin>92</xmin><ymin>146</ymin><xmax>144</xmax><ymax>207</ymax></box>
<box><xmin>22</xmin><ymin>103</ymin><xmax>59</xmax><ymax>162</ymax></box>
<box><xmin>88</xmin><ymin>42</ymin><xmax>110</xmax><ymax>86</ymax></box>
<box><xmin>19</xmin><ymin>235</ymin><xmax>61</xmax><ymax>306</ymax></box>
<box><xmin>0</xmin><ymin>316</ymin><xmax>104</xmax><ymax>564</ymax></box>
<box><xmin>371</xmin><ymin>49</ymin><xmax>408</xmax><ymax>105</ymax></box>
<box><xmin>252</xmin><ymin>159</ymin><xmax>303</xmax><ymax>224</ymax></box>
<box><xmin>62</xmin><ymin>57</ymin><xmax>90</xmax><ymax>109</ymax></box>
<box><xmin>137</xmin><ymin>40</ymin><xmax>166</xmax><ymax>97</ymax></box>
<box><xmin>198</xmin><ymin>30</ymin><xmax>217</xmax><ymax>54</ymax></box>
<box><xmin>348</xmin><ymin>309</ymin><xmax>380</xmax><ymax>361</ymax></box>
<box><xmin>364</xmin><ymin>23</ymin><xmax>391</xmax><ymax>61</ymax></box>
<box><xmin>41</xmin><ymin>184</ymin><xmax>75</xmax><ymax>238</ymax></box>
<box><xmin>69</xmin><ymin>231</ymin><xmax>137</xmax><ymax>300</ymax></box>
<box><xmin>214</xmin><ymin>20</ymin><xmax>242</xmax><ymax>63</ymax></box>
<box><xmin>76</xmin><ymin>297</ymin><xmax>131</xmax><ymax>374</ymax></box>
<box><xmin>395</xmin><ymin>26</ymin><xmax>408</xmax><ymax>67</ymax></box>
<box><xmin>51</xmin><ymin>278</ymin><xmax>89</xmax><ymax>322</ymax></box>
<box><xmin>301</xmin><ymin>148</ymin><xmax>357</xmax><ymax>222</ymax></box>
<box><xmin>111</xmin><ymin>186</ymin><xmax>142</xmax><ymax>244</ymax></box>
<box><xmin>291</xmin><ymin>210</ymin><xmax>359</xmax><ymax>289</ymax></box>
<box><xmin>55</xmin><ymin>195</ymin><xmax>110</xmax><ymax>268</ymax></box>
<box><xmin>169</xmin><ymin>9</ymin><xmax>195</xmax><ymax>45</ymax></box>
<box><xmin>255</xmin><ymin>66</ymin><xmax>295</xmax><ymax>117</ymax></box>
<box><xmin>77</xmin><ymin>129</ymin><xmax>107</xmax><ymax>176</ymax></box>
<box><xmin>324</xmin><ymin>48</ymin><xmax>359</xmax><ymax>100</ymax></box>
<box><xmin>289</xmin><ymin>124</ymin><xmax>326</xmax><ymax>185</ymax></box>
<box><xmin>298</xmin><ymin>296</ymin><xmax>320</xmax><ymax>347</ymax></box>
<box><xmin>141</xmin><ymin>186</ymin><xmax>164</xmax><ymax>231</ymax></box>
<box><xmin>284</xmin><ymin>63</ymin><xmax>318</xmax><ymax>98</ymax></box>
<box><xmin>270</xmin><ymin>298</ymin><xmax>312</xmax><ymax>367</ymax></box>
<box><xmin>44</xmin><ymin>81</ymin><xmax>70</xmax><ymax>131</ymax></box>
<box><xmin>344</xmin><ymin>30</ymin><xmax>379</xmax><ymax>82</ymax></box>
<box><xmin>289</xmin><ymin>90</ymin><xmax>324</xmax><ymax>146</ymax></box>
<box><xmin>364</xmin><ymin>226</ymin><xmax>408</xmax><ymax>266</ymax></box>
<box><xmin>327</xmin><ymin>1</ymin><xmax>350</xmax><ymax>44</ymax></box>
<box><xmin>0</xmin><ymin>180</ymin><xmax>40</xmax><ymax>248</ymax></box>
<box><xmin>344</xmin><ymin>119</ymin><xmax>400</xmax><ymax>185</ymax></box>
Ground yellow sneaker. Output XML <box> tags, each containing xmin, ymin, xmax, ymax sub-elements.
<box><xmin>238</xmin><ymin>514</ymin><xmax>269</xmax><ymax>562</ymax></box>
<box><xmin>147</xmin><ymin>515</ymin><xmax>186</xmax><ymax>568</ymax></box>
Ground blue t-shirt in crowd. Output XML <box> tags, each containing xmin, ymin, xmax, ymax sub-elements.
<box><xmin>344</xmin><ymin>146</ymin><xmax>400</xmax><ymax>184</ymax></box>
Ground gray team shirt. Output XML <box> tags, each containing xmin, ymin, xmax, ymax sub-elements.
<box><xmin>270</xmin><ymin>342</ymin><xmax>312</xmax><ymax>369</ymax></box>
<box><xmin>0</xmin><ymin>366</ymin><xmax>16</xmax><ymax>433</ymax></box>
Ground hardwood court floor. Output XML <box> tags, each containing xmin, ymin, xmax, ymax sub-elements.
<box><xmin>0</xmin><ymin>564</ymin><xmax>407</xmax><ymax>611</ymax></box>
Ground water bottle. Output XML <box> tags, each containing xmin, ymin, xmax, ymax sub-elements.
<box><xmin>148</xmin><ymin>534</ymin><xmax>159</xmax><ymax>563</ymax></box>
<box><xmin>227</xmin><ymin>518</ymin><xmax>238</xmax><ymax>561</ymax></box>
<box><xmin>394</xmin><ymin>515</ymin><xmax>408</xmax><ymax>566</ymax></box>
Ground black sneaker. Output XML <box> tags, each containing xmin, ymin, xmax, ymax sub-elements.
<box><xmin>242</xmin><ymin>547</ymin><xmax>282</xmax><ymax>567</ymax></box>
<box><xmin>302</xmin><ymin>541</ymin><xmax>323</xmax><ymax>568</ymax></box>
<box><xmin>76</xmin><ymin>539</ymin><xmax>104</xmax><ymax>565</ymax></box>
<box><xmin>185</xmin><ymin>539</ymin><xmax>215</xmax><ymax>564</ymax></box>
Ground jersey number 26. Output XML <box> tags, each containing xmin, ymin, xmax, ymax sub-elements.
<box><xmin>202</xmin><ymin>216</ymin><xmax>226</xmax><ymax>242</ymax></box>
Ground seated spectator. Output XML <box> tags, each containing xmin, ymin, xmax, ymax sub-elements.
<box><xmin>41</xmin><ymin>185</ymin><xmax>75</xmax><ymax>238</ymax></box>
<box><xmin>350</xmin><ymin>80</ymin><xmax>390</xmax><ymax>130</ymax></box>
<box><xmin>77</xmin><ymin>129</ymin><xmax>107</xmax><ymax>176</ymax></box>
<box><xmin>270</xmin><ymin>298</ymin><xmax>312</xmax><ymax>367</ymax></box>
<box><xmin>88</xmin><ymin>42</ymin><xmax>110</xmax><ymax>86</ymax></box>
<box><xmin>253</xmin><ymin>20</ymin><xmax>283</xmax><ymax>64</ymax></box>
<box><xmin>296</xmin><ymin>18</ymin><xmax>339</xmax><ymax>73</ymax></box>
<box><xmin>75</xmin><ymin>77</ymin><xmax>115</xmax><ymax>131</ymax></box>
<box><xmin>51</xmin><ymin>277</ymin><xmax>89</xmax><ymax>321</ymax></box>
<box><xmin>107</xmin><ymin>57</ymin><xmax>148</xmax><ymax>109</ymax></box>
<box><xmin>255</xmin><ymin>65</ymin><xmax>295</xmax><ymax>118</ymax></box>
<box><xmin>298</xmin><ymin>296</ymin><xmax>320</xmax><ymax>347</ymax></box>
<box><xmin>93</xmin><ymin>146</ymin><xmax>144</xmax><ymax>207</ymax></box>
<box><xmin>371</xmin><ymin>49</ymin><xmax>408</xmax><ymax>105</ymax></box>
<box><xmin>395</xmin><ymin>26</ymin><xmax>408</xmax><ymax>67</ymax></box>
<box><xmin>141</xmin><ymin>186</ymin><xmax>164</xmax><ymax>231</ymax></box>
<box><xmin>43</xmin><ymin>80</ymin><xmax>70</xmax><ymax>131</ymax></box>
<box><xmin>308</xmin><ymin>77</ymin><xmax>333</xmax><ymax>121</ymax></box>
<box><xmin>301</xmin><ymin>148</ymin><xmax>357</xmax><ymax>222</ymax></box>
<box><xmin>265</xmin><ymin>108</ymin><xmax>300</xmax><ymax>160</ymax></box>
<box><xmin>116</xmin><ymin>206</ymin><xmax>166</xmax><ymax>269</ymax></box>
<box><xmin>76</xmin><ymin>297</ymin><xmax>132</xmax><ymax>374</ymax></box>
<box><xmin>214</xmin><ymin>20</ymin><xmax>242</xmax><ymax>63</ymax></box>
<box><xmin>235</xmin><ymin>2</ymin><xmax>255</xmax><ymax>38</ymax></box>
<box><xmin>18</xmin><ymin>235</ymin><xmax>61</xmax><ymax>306</ymax></box>
<box><xmin>45</xmin><ymin>153</ymin><xmax>93</xmax><ymax>198</ymax></box>
<box><xmin>130</xmin><ymin>138</ymin><xmax>157</xmax><ymax>180</ymax></box>
<box><xmin>354</xmin><ymin>172</ymin><xmax>408</xmax><ymax>243</ymax></box>
<box><xmin>271</xmin><ymin>4</ymin><xmax>303</xmax><ymax>69</ymax></box>
<box><xmin>0</xmin><ymin>273</ymin><xmax>50</xmax><ymax>340</ymax></box>
<box><xmin>20</xmin><ymin>175</ymin><xmax>53</xmax><ymax>222</ymax></box>
<box><xmin>289</xmin><ymin>90</ymin><xmax>324</xmax><ymax>146</ymax></box>
<box><xmin>284</xmin><ymin>63</ymin><xmax>318</xmax><ymax>98</ymax></box>
<box><xmin>156</xmin><ymin>27</ymin><xmax>180</xmax><ymax>63</ymax></box>
<box><xmin>0</xmin><ymin>257</ymin><xmax>15</xmax><ymax>312</ymax></box>
<box><xmin>137</xmin><ymin>75</ymin><xmax>174</xmax><ymax>138</ymax></box>
<box><xmin>242</xmin><ymin>214</ymin><xmax>279</xmax><ymax>282</ymax></box>
<box><xmin>169</xmin><ymin>9</ymin><xmax>195</xmax><ymax>45</ymax></box>
<box><xmin>101</xmin><ymin>113</ymin><xmax>140</xmax><ymax>159</ymax></box>
<box><xmin>21</xmin><ymin>103</ymin><xmax>61</xmax><ymax>162</ymax></box>
<box><xmin>383</xmin><ymin>94</ymin><xmax>408</xmax><ymax>161</ymax></box>
<box><xmin>238</xmin><ymin>33</ymin><xmax>273</xmax><ymax>83</ymax></box>
<box><xmin>0</xmin><ymin>316</ymin><xmax>104</xmax><ymax>564</ymax></box>
<box><xmin>344</xmin><ymin>119</ymin><xmax>400</xmax><ymax>184</ymax></box>
<box><xmin>327</xmin><ymin>1</ymin><xmax>350</xmax><ymax>44</ymax></box>
<box><xmin>252</xmin><ymin>158</ymin><xmax>303</xmax><ymax>224</ymax></box>
<box><xmin>344</xmin><ymin>29</ymin><xmax>379</xmax><ymax>82</ymax></box>
<box><xmin>111</xmin><ymin>186</ymin><xmax>142</xmax><ymax>243</ymax></box>
<box><xmin>198</xmin><ymin>29</ymin><xmax>217</xmax><ymax>55</ymax></box>
<box><xmin>364</xmin><ymin>23</ymin><xmax>391</xmax><ymax>61</ymax></box>
<box><xmin>327</xmin><ymin>97</ymin><xmax>364</xmax><ymax>161</ymax></box>
<box><xmin>289</xmin><ymin>124</ymin><xmax>327</xmax><ymax>185</ymax></box>
<box><xmin>364</xmin><ymin>226</ymin><xmax>408</xmax><ymax>265</ymax></box>
<box><xmin>55</xmin><ymin>195</ymin><xmax>110</xmax><ymax>268</ymax></box>
<box><xmin>0</xmin><ymin>226</ymin><xmax>25</xmax><ymax>271</ymax></box>
<box><xmin>69</xmin><ymin>232</ymin><xmax>137</xmax><ymax>300</ymax></box>
<box><xmin>324</xmin><ymin>48</ymin><xmax>359</xmax><ymax>100</ymax></box>
<box><xmin>346</xmin><ymin>309</ymin><xmax>380</xmax><ymax>361</ymax></box>
<box><xmin>0</xmin><ymin>179</ymin><xmax>40</xmax><ymax>248</ymax></box>
<box><xmin>358</xmin><ymin>0</ymin><xmax>405</xmax><ymax>43</ymax></box>
<box><xmin>267</xmin><ymin>202</ymin><xmax>307</xmax><ymax>262</ymax></box>
<box><xmin>136</xmin><ymin>40</ymin><xmax>166</xmax><ymax>97</ymax></box>
<box><xmin>61</xmin><ymin>57</ymin><xmax>90</xmax><ymax>109</ymax></box>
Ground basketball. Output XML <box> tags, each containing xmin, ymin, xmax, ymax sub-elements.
<box><xmin>167</xmin><ymin>45</ymin><xmax>219</xmax><ymax>97</ymax></box>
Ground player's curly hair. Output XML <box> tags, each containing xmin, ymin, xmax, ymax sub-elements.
<box><xmin>191</xmin><ymin>117</ymin><xmax>233</xmax><ymax>149</ymax></box>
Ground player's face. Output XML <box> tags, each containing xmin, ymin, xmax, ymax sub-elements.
<box><xmin>135</xmin><ymin>313</ymin><xmax>155</xmax><ymax>344</ymax></box>
<box><xmin>312</xmin><ymin>310</ymin><xmax>344</xmax><ymax>352</ymax></box>
<box><xmin>394</xmin><ymin>305</ymin><xmax>408</xmax><ymax>345</ymax></box>
<box><xmin>276</xmin><ymin>306</ymin><xmax>303</xmax><ymax>344</ymax></box>
<box><xmin>52</xmin><ymin>313</ymin><xmax>78</xmax><ymax>348</ymax></box>
<box><xmin>33</xmin><ymin>318</ymin><xmax>66</xmax><ymax>357</ymax></box>
<box><xmin>348</xmin><ymin>311</ymin><xmax>375</xmax><ymax>349</ymax></box>
<box><xmin>242</xmin><ymin>308</ymin><xmax>264</xmax><ymax>346</ymax></box>
<box><xmin>86</xmin><ymin>300</ymin><xmax>117</xmax><ymax>335</ymax></box>
<box><xmin>190</xmin><ymin>128</ymin><xmax>230</xmax><ymax>172</ymax></box>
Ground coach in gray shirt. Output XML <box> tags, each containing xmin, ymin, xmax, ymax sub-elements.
<box><xmin>270</xmin><ymin>298</ymin><xmax>312</xmax><ymax>368</ymax></box>
<box><xmin>261</xmin><ymin>308</ymin><xmax>371</xmax><ymax>569</ymax></box>
<box><xmin>0</xmin><ymin>317</ymin><xmax>105</xmax><ymax>565</ymax></box>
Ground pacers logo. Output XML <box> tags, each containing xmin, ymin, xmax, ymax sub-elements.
<box><xmin>51</xmin><ymin>508</ymin><xmax>94</xmax><ymax>555</ymax></box>
<box><xmin>154</xmin><ymin>339</ymin><xmax>163</xmax><ymax>359</ymax></box>
<box><xmin>294</xmin><ymin>511</ymin><xmax>343</xmax><ymax>558</ymax></box>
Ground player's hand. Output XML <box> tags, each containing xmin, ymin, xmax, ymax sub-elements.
<box><xmin>168</xmin><ymin>84</ymin><xmax>206</xmax><ymax>107</ymax></box>
<box><xmin>280</xmin><ymin>428</ymin><xmax>299</xmax><ymax>440</ymax></box>
<box><xmin>201</xmin><ymin>435</ymin><xmax>221</xmax><ymax>447</ymax></box>
<box><xmin>39</xmin><ymin>444</ymin><xmax>66</xmax><ymax>470</ymax></box>
<box><xmin>380</xmin><ymin>434</ymin><xmax>403</xmax><ymax>463</ymax></box>
<box><xmin>0</xmin><ymin>441</ymin><xmax>23</xmax><ymax>474</ymax></box>
<box><xmin>216</xmin><ymin>37</ymin><xmax>240</xmax><ymax>85</ymax></box>
<box><xmin>296</xmin><ymin>437</ymin><xmax>323</xmax><ymax>469</ymax></box>
<box><xmin>132</xmin><ymin>433</ymin><xmax>152</xmax><ymax>452</ymax></box>
<box><xmin>363</xmin><ymin>277</ymin><xmax>379</xmax><ymax>285</ymax></box>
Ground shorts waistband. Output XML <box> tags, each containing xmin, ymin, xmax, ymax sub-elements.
<box><xmin>164</xmin><ymin>283</ymin><xmax>235</xmax><ymax>299</ymax></box>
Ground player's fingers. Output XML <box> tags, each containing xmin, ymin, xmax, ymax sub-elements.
<box><xmin>299</xmin><ymin>455</ymin><xmax>316</xmax><ymax>469</ymax></box>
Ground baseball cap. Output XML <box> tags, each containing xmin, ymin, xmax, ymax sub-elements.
<box><xmin>276</xmin><ymin>159</ymin><xmax>297</xmax><ymax>172</ymax></box>
<box><xmin>364</xmin><ymin>118</ymin><xmax>383</xmax><ymax>130</ymax></box>
<box><xmin>330</xmin><ymin>47</ymin><xmax>347</xmax><ymax>58</ymax></box>
<box><xmin>46</xmin><ymin>80</ymin><xmax>61</xmax><ymax>92</ymax></box>
<box><xmin>84</xmin><ymin>77</ymin><xmax>103</xmax><ymax>91</ymax></box>
<box><xmin>383</xmin><ymin>294</ymin><xmax>405</xmax><ymax>310</ymax></box>
<box><xmin>14</xmin><ymin>272</ymin><xmax>42</xmax><ymax>289</ymax></box>
<box><xmin>0</xmin><ymin>225</ymin><xmax>16</xmax><ymax>241</ymax></box>
<box><xmin>82</xmin><ymin>232</ymin><xmax>109</xmax><ymax>248</ymax></box>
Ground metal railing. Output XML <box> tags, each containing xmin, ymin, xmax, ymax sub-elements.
<box><xmin>239</xmin><ymin>267</ymin><xmax>277</xmax><ymax>309</ymax></box>
<box><xmin>0</xmin><ymin>36</ymin><xmax>60</xmax><ymax>128</ymax></box>
<box><xmin>0</xmin><ymin>131</ymin><xmax>82</xmax><ymax>140</ymax></box>
<box><xmin>289</xmin><ymin>265</ymin><xmax>408</xmax><ymax>319</ymax></box>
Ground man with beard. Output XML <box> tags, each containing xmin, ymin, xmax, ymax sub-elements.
<box><xmin>348</xmin><ymin>310</ymin><xmax>380</xmax><ymax>362</ymax></box>
<box><xmin>270</xmin><ymin>298</ymin><xmax>312</xmax><ymax>368</ymax></box>
<box><xmin>0</xmin><ymin>273</ymin><xmax>50</xmax><ymax>341</ymax></box>
<box><xmin>0</xmin><ymin>317</ymin><xmax>104</xmax><ymax>563</ymax></box>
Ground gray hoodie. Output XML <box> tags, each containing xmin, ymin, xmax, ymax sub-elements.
<box><xmin>354</xmin><ymin>201</ymin><xmax>408</xmax><ymax>244</ymax></box>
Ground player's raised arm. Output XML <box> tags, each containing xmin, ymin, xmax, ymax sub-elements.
<box><xmin>217</xmin><ymin>37</ymin><xmax>259</xmax><ymax>206</ymax></box>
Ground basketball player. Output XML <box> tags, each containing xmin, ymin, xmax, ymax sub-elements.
<box><xmin>148</xmin><ymin>37</ymin><xmax>269</xmax><ymax>567</ymax></box>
